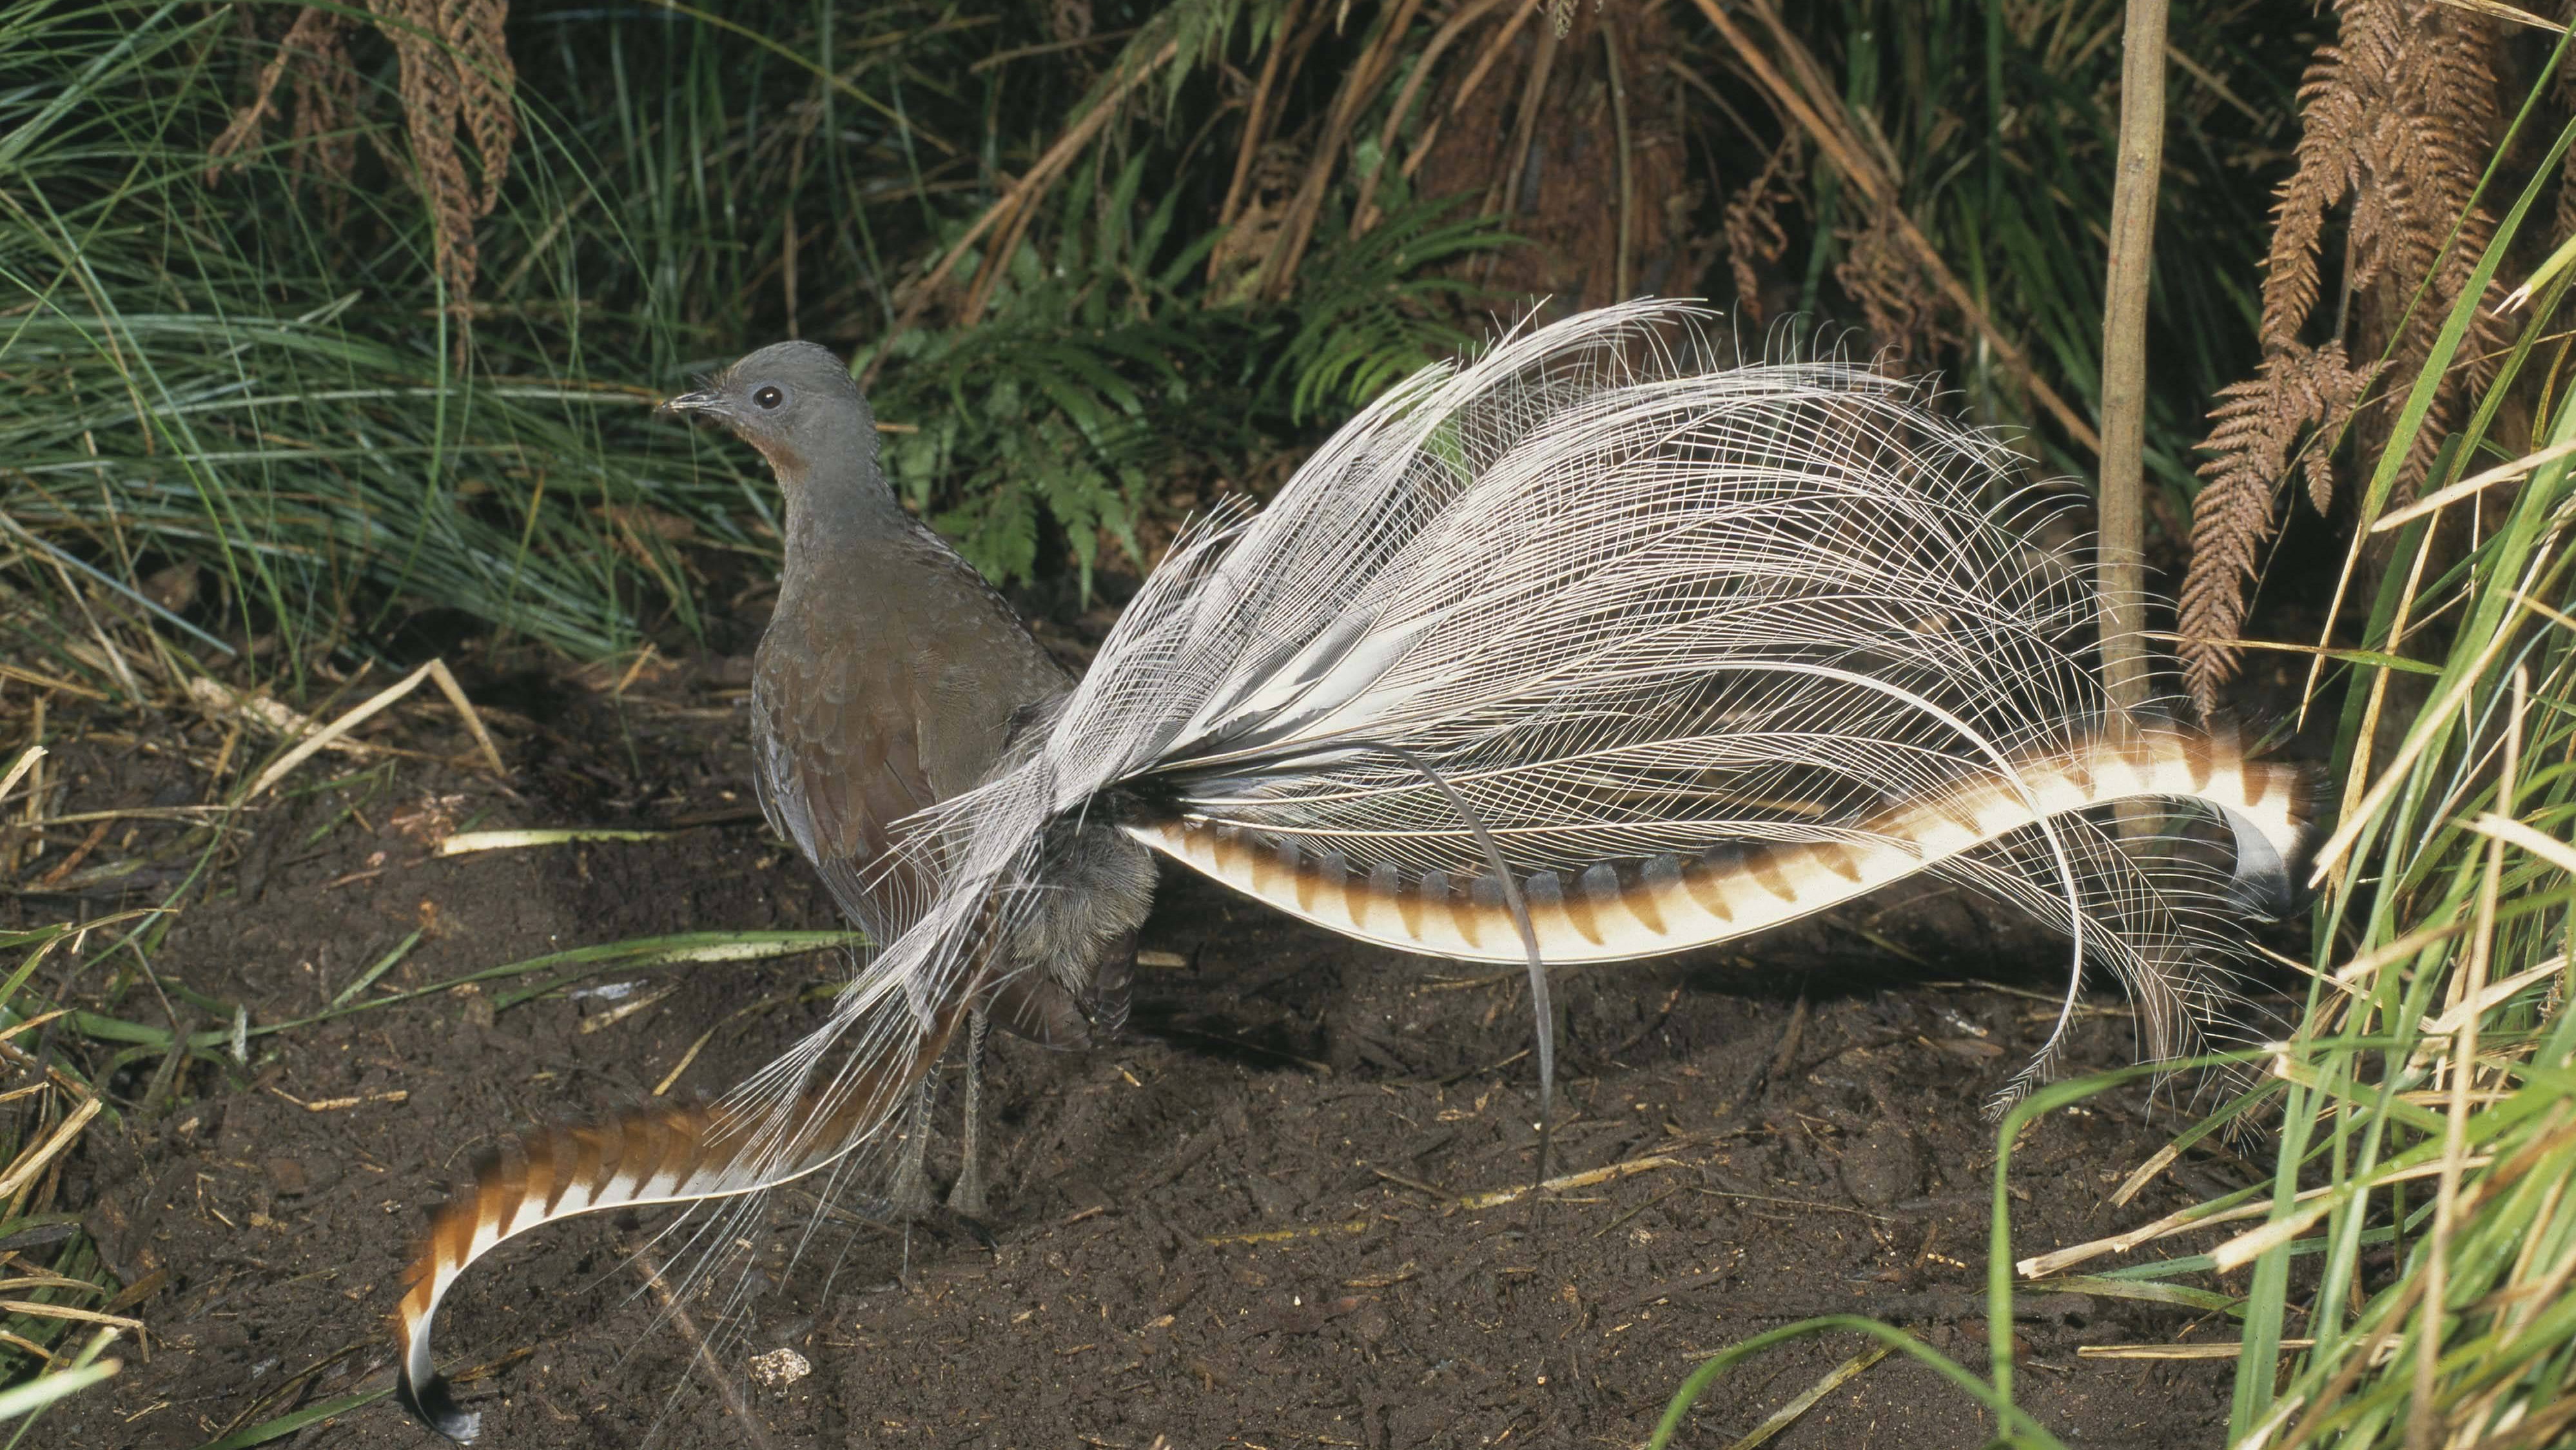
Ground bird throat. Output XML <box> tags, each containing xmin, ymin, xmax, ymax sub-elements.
<box><xmin>778</xmin><ymin>453</ymin><xmax>913</xmax><ymax>571</ymax></box>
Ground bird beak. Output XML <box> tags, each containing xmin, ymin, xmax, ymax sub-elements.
<box><xmin>658</xmin><ymin>389</ymin><xmax>722</xmax><ymax>418</ymax></box>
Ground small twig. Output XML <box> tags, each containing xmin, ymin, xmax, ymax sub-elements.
<box><xmin>630</xmin><ymin>1246</ymin><xmax>777</xmax><ymax>1450</ymax></box>
<box><xmin>1371</xmin><ymin>1166</ymin><xmax>1452</xmax><ymax>1199</ymax></box>
<box><xmin>242</xmin><ymin>658</ymin><xmax>505</xmax><ymax>801</ymax></box>
<box><xmin>1451</xmin><ymin>1151</ymin><xmax>1684</xmax><ymax>1211</ymax></box>
<box><xmin>1599</xmin><ymin>985</ymin><xmax>1685</xmax><ymax>1064</ymax></box>
<box><xmin>1594</xmin><ymin>1185</ymin><xmax>1684</xmax><ymax>1241</ymax></box>
<box><xmin>1601</xmin><ymin>10</ymin><xmax>1634</xmax><ymax>301</ymax></box>
<box><xmin>654</xmin><ymin>991</ymin><xmax>800</xmax><ymax>1097</ymax></box>
<box><xmin>1203</xmin><ymin>1218</ymin><xmax>1372</xmax><ymax>1248</ymax></box>
<box><xmin>264</xmin><ymin>1086</ymin><xmax>407</xmax><ymax>1112</ymax></box>
<box><xmin>33</xmin><ymin>821</ymin><xmax>110</xmax><ymax>888</ymax></box>
<box><xmin>1766</xmin><ymin>995</ymin><xmax>1810</xmax><ymax>1086</ymax></box>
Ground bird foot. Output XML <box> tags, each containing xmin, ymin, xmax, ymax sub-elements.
<box><xmin>883</xmin><ymin>1159</ymin><xmax>939</xmax><ymax>1222</ymax></box>
<box><xmin>946</xmin><ymin>1170</ymin><xmax>988</xmax><ymax>1222</ymax></box>
<box><xmin>944</xmin><ymin>1208</ymin><xmax>999</xmax><ymax>1249</ymax></box>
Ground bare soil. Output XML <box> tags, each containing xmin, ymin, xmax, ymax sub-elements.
<box><xmin>20</xmin><ymin>631</ymin><xmax>2273</xmax><ymax>1450</ymax></box>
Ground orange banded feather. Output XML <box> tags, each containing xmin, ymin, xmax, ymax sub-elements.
<box><xmin>393</xmin><ymin>1001</ymin><xmax>965</xmax><ymax>1441</ymax></box>
<box><xmin>1129</xmin><ymin>728</ymin><xmax>2308</xmax><ymax>965</ymax></box>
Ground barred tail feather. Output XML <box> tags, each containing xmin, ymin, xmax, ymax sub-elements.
<box><xmin>1130</xmin><ymin>727</ymin><xmax>2308</xmax><ymax>968</ymax></box>
<box><xmin>993</xmin><ymin>299</ymin><xmax>2309</xmax><ymax>1099</ymax></box>
<box><xmin>393</xmin><ymin>1001</ymin><xmax>965</xmax><ymax>1442</ymax></box>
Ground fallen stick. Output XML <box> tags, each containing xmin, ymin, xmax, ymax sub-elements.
<box><xmin>243</xmin><ymin>659</ymin><xmax>506</xmax><ymax>800</ymax></box>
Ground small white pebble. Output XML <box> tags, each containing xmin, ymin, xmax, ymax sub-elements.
<box><xmin>747</xmin><ymin>1347</ymin><xmax>812</xmax><ymax>1391</ymax></box>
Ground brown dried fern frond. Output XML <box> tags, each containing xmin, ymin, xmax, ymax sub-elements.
<box><xmin>2179</xmin><ymin>342</ymin><xmax>2381</xmax><ymax>713</ymax></box>
<box><xmin>208</xmin><ymin>3</ymin><xmax>516</xmax><ymax>322</ymax></box>
<box><xmin>1723</xmin><ymin>133</ymin><xmax>1803</xmax><ymax>324</ymax></box>
<box><xmin>205</xmin><ymin>8</ymin><xmax>360</xmax><ymax>190</ymax></box>
<box><xmin>2181</xmin><ymin>0</ymin><xmax>2506</xmax><ymax>711</ymax></box>
<box><xmin>367</xmin><ymin>0</ymin><xmax>520</xmax><ymax>326</ymax></box>
<box><xmin>1835</xmin><ymin>206</ymin><xmax>1959</xmax><ymax>371</ymax></box>
<box><xmin>284</xmin><ymin>11</ymin><xmax>364</xmax><ymax>192</ymax></box>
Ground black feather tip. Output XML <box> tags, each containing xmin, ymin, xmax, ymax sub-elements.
<box><xmin>396</xmin><ymin>1367</ymin><xmax>481</xmax><ymax>1443</ymax></box>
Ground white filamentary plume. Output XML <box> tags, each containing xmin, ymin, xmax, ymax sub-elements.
<box><xmin>395</xmin><ymin>301</ymin><xmax>2308</xmax><ymax>1439</ymax></box>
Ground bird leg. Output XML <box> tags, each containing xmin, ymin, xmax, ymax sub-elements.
<box><xmin>946</xmin><ymin>1007</ymin><xmax>995</xmax><ymax>1219</ymax></box>
<box><xmin>883</xmin><ymin>1061</ymin><xmax>941</xmax><ymax>1221</ymax></box>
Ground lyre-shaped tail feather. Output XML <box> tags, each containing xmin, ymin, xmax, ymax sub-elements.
<box><xmin>393</xmin><ymin>1001</ymin><xmax>965</xmax><ymax>1442</ymax></box>
<box><xmin>1129</xmin><ymin>727</ymin><xmax>2310</xmax><ymax>968</ymax></box>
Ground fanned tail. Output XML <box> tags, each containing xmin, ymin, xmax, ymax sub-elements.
<box><xmin>983</xmin><ymin>299</ymin><xmax>2304</xmax><ymax>1095</ymax></box>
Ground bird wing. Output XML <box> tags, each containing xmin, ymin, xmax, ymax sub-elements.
<box><xmin>752</xmin><ymin>623</ymin><xmax>944</xmax><ymax>937</ymax></box>
<box><xmin>751</xmin><ymin>529</ymin><xmax>1073</xmax><ymax>942</ymax></box>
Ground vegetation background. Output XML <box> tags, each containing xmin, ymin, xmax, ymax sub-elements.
<box><xmin>6</xmin><ymin>0</ymin><xmax>2576</xmax><ymax>1446</ymax></box>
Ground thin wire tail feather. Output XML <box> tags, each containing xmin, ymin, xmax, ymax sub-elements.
<box><xmin>1374</xmin><ymin>741</ymin><xmax>1557</xmax><ymax>1186</ymax></box>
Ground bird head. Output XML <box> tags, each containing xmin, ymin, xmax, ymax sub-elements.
<box><xmin>659</xmin><ymin>340</ymin><xmax>877</xmax><ymax>484</ymax></box>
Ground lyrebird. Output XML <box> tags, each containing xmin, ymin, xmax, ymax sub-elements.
<box><xmin>392</xmin><ymin>302</ymin><xmax>2308</xmax><ymax>1440</ymax></box>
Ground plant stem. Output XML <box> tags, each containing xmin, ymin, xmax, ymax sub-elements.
<box><xmin>2097</xmin><ymin>0</ymin><xmax>2169</xmax><ymax>722</ymax></box>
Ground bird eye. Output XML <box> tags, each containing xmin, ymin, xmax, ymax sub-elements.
<box><xmin>753</xmin><ymin>385</ymin><xmax>784</xmax><ymax>409</ymax></box>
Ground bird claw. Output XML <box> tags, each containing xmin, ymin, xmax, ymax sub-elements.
<box><xmin>947</xmin><ymin>1210</ymin><xmax>1000</xmax><ymax>1250</ymax></box>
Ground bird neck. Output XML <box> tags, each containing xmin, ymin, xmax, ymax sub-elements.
<box><xmin>781</xmin><ymin>457</ymin><xmax>913</xmax><ymax>568</ymax></box>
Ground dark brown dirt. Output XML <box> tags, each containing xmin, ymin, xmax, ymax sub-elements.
<box><xmin>19</xmin><ymin>647</ymin><xmax>2267</xmax><ymax>1450</ymax></box>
